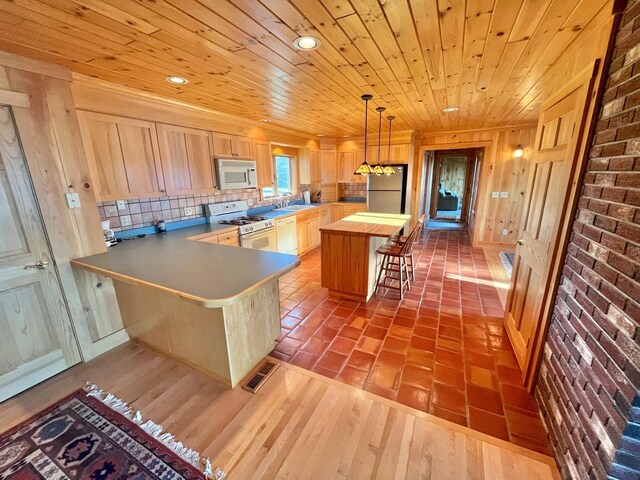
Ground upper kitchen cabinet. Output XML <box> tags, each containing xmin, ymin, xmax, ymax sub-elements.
<box><xmin>212</xmin><ymin>133</ymin><xmax>253</xmax><ymax>159</ymax></box>
<box><xmin>337</xmin><ymin>151</ymin><xmax>356</xmax><ymax>183</ymax></box>
<box><xmin>320</xmin><ymin>150</ymin><xmax>337</xmax><ymax>184</ymax></box>
<box><xmin>388</xmin><ymin>144</ymin><xmax>412</xmax><ymax>164</ymax></box>
<box><xmin>156</xmin><ymin>124</ymin><xmax>217</xmax><ymax>195</ymax></box>
<box><xmin>310</xmin><ymin>149</ymin><xmax>321</xmax><ymax>183</ymax></box>
<box><xmin>253</xmin><ymin>140</ymin><xmax>273</xmax><ymax>188</ymax></box>
<box><xmin>77</xmin><ymin>111</ymin><xmax>165</xmax><ymax>201</ymax></box>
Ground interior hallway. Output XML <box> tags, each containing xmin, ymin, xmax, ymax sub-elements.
<box><xmin>274</xmin><ymin>226</ymin><xmax>550</xmax><ymax>454</ymax></box>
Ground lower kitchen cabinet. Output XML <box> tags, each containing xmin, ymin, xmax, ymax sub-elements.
<box><xmin>296</xmin><ymin>218</ymin><xmax>311</xmax><ymax>254</ymax></box>
<box><xmin>188</xmin><ymin>229</ymin><xmax>239</xmax><ymax>246</ymax></box>
<box><xmin>296</xmin><ymin>206</ymin><xmax>333</xmax><ymax>255</ymax></box>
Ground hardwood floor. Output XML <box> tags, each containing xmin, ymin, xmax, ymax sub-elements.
<box><xmin>1</xmin><ymin>343</ymin><xmax>559</xmax><ymax>479</ymax></box>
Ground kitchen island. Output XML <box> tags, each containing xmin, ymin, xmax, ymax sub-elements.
<box><xmin>320</xmin><ymin>212</ymin><xmax>411</xmax><ymax>302</ymax></box>
<box><xmin>71</xmin><ymin>227</ymin><xmax>299</xmax><ymax>388</ymax></box>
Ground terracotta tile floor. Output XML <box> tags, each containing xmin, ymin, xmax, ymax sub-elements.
<box><xmin>272</xmin><ymin>228</ymin><xmax>551</xmax><ymax>454</ymax></box>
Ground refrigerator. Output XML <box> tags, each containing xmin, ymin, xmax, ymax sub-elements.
<box><xmin>367</xmin><ymin>165</ymin><xmax>408</xmax><ymax>214</ymax></box>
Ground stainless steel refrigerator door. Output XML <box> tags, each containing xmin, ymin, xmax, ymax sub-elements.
<box><xmin>368</xmin><ymin>190</ymin><xmax>403</xmax><ymax>213</ymax></box>
<box><xmin>367</xmin><ymin>167</ymin><xmax>404</xmax><ymax>191</ymax></box>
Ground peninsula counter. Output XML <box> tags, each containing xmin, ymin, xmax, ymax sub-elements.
<box><xmin>71</xmin><ymin>226</ymin><xmax>299</xmax><ymax>388</ymax></box>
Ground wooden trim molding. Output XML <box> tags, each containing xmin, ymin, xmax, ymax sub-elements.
<box><xmin>0</xmin><ymin>88</ymin><xmax>30</xmax><ymax>108</ymax></box>
<box><xmin>0</xmin><ymin>51</ymin><xmax>71</xmax><ymax>80</ymax></box>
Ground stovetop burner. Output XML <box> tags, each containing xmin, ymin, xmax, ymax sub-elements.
<box><xmin>218</xmin><ymin>219</ymin><xmax>251</xmax><ymax>226</ymax></box>
<box><xmin>237</xmin><ymin>215</ymin><xmax>268</xmax><ymax>222</ymax></box>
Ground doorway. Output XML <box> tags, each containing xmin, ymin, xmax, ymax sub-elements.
<box><xmin>423</xmin><ymin>148</ymin><xmax>481</xmax><ymax>227</ymax></box>
<box><xmin>0</xmin><ymin>106</ymin><xmax>80</xmax><ymax>401</ymax></box>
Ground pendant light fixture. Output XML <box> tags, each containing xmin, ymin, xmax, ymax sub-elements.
<box><xmin>372</xmin><ymin>106</ymin><xmax>386</xmax><ymax>175</ymax></box>
<box><xmin>354</xmin><ymin>94</ymin><xmax>375</xmax><ymax>176</ymax></box>
<box><xmin>383</xmin><ymin>116</ymin><xmax>396</xmax><ymax>175</ymax></box>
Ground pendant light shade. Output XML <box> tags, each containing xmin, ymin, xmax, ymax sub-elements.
<box><xmin>383</xmin><ymin>116</ymin><xmax>396</xmax><ymax>175</ymax></box>
<box><xmin>354</xmin><ymin>94</ymin><xmax>375</xmax><ymax>176</ymax></box>
<box><xmin>372</xmin><ymin>106</ymin><xmax>386</xmax><ymax>176</ymax></box>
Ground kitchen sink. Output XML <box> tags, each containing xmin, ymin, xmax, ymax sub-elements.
<box><xmin>278</xmin><ymin>204</ymin><xmax>316</xmax><ymax>211</ymax></box>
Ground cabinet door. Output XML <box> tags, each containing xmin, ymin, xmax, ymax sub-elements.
<box><xmin>157</xmin><ymin>124</ymin><xmax>216</xmax><ymax>195</ymax></box>
<box><xmin>309</xmin><ymin>216</ymin><xmax>321</xmax><ymax>247</ymax></box>
<box><xmin>320</xmin><ymin>150</ymin><xmax>337</xmax><ymax>183</ymax></box>
<box><xmin>78</xmin><ymin>112</ymin><xmax>165</xmax><ymax>201</ymax></box>
<box><xmin>254</xmin><ymin>140</ymin><xmax>273</xmax><ymax>188</ymax></box>
<box><xmin>310</xmin><ymin>150</ymin><xmax>321</xmax><ymax>183</ymax></box>
<box><xmin>337</xmin><ymin>151</ymin><xmax>354</xmax><ymax>182</ymax></box>
<box><xmin>389</xmin><ymin>144</ymin><xmax>411</xmax><ymax>163</ymax></box>
<box><xmin>233</xmin><ymin>136</ymin><xmax>253</xmax><ymax>158</ymax></box>
<box><xmin>217</xmin><ymin>231</ymin><xmax>239</xmax><ymax>246</ymax></box>
<box><xmin>296</xmin><ymin>219</ymin><xmax>310</xmax><ymax>254</ymax></box>
<box><xmin>212</xmin><ymin>133</ymin><xmax>234</xmax><ymax>157</ymax></box>
<box><xmin>298</xmin><ymin>148</ymin><xmax>311</xmax><ymax>184</ymax></box>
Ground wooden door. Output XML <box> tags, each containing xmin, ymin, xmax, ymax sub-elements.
<box><xmin>0</xmin><ymin>106</ymin><xmax>80</xmax><ymax>401</ymax></box>
<box><xmin>233</xmin><ymin>136</ymin><xmax>253</xmax><ymax>158</ymax></box>
<box><xmin>254</xmin><ymin>140</ymin><xmax>273</xmax><ymax>188</ymax></box>
<box><xmin>157</xmin><ymin>124</ymin><xmax>216</xmax><ymax>194</ymax></box>
<box><xmin>320</xmin><ymin>150</ymin><xmax>337</xmax><ymax>183</ymax></box>
<box><xmin>505</xmin><ymin>69</ymin><xmax>595</xmax><ymax>380</ymax></box>
<box><xmin>78</xmin><ymin>112</ymin><xmax>165</xmax><ymax>201</ymax></box>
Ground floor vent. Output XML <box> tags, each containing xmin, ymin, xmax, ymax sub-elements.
<box><xmin>242</xmin><ymin>360</ymin><xmax>278</xmax><ymax>394</ymax></box>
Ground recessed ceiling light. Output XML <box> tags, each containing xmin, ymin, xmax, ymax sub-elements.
<box><xmin>342</xmin><ymin>135</ymin><xmax>349</xmax><ymax>138</ymax></box>
<box><xmin>316</xmin><ymin>134</ymin><xmax>325</xmax><ymax>137</ymax></box>
<box><xmin>293</xmin><ymin>36</ymin><xmax>321</xmax><ymax>50</ymax></box>
<box><xmin>259</xmin><ymin>118</ymin><xmax>272</xmax><ymax>123</ymax></box>
<box><xmin>166</xmin><ymin>76</ymin><xmax>188</xmax><ymax>85</ymax></box>
<box><xmin>443</xmin><ymin>107</ymin><xmax>458</xmax><ymax>112</ymax></box>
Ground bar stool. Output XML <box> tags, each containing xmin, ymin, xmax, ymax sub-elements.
<box><xmin>374</xmin><ymin>224</ymin><xmax>419</xmax><ymax>300</ymax></box>
<box><xmin>390</xmin><ymin>214</ymin><xmax>425</xmax><ymax>280</ymax></box>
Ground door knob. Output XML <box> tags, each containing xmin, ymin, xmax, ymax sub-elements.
<box><xmin>514</xmin><ymin>239</ymin><xmax>523</xmax><ymax>246</ymax></box>
<box><xmin>24</xmin><ymin>260</ymin><xmax>49</xmax><ymax>270</ymax></box>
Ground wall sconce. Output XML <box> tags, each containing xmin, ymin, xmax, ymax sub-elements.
<box><xmin>514</xmin><ymin>144</ymin><xmax>524</xmax><ymax>158</ymax></box>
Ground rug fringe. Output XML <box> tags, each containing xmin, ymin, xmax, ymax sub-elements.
<box><xmin>83</xmin><ymin>382</ymin><xmax>226</xmax><ymax>480</ymax></box>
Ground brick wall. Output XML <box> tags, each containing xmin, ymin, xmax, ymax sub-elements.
<box><xmin>535</xmin><ymin>1</ymin><xmax>640</xmax><ymax>479</ymax></box>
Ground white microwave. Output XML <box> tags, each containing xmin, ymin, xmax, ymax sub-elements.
<box><xmin>216</xmin><ymin>159</ymin><xmax>257</xmax><ymax>190</ymax></box>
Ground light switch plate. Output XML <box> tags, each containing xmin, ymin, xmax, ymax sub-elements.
<box><xmin>184</xmin><ymin>207</ymin><xmax>193</xmax><ymax>216</ymax></box>
<box><xmin>502</xmin><ymin>229</ymin><xmax>509</xmax><ymax>236</ymax></box>
<box><xmin>65</xmin><ymin>192</ymin><xmax>81</xmax><ymax>209</ymax></box>
<box><xmin>116</xmin><ymin>200</ymin><xmax>127</xmax><ymax>210</ymax></box>
<box><xmin>491</xmin><ymin>191</ymin><xmax>499</xmax><ymax>198</ymax></box>
<box><xmin>500</xmin><ymin>192</ymin><xmax>508</xmax><ymax>198</ymax></box>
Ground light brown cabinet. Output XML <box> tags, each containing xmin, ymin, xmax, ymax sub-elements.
<box><xmin>337</xmin><ymin>151</ymin><xmax>356</xmax><ymax>183</ymax></box>
<box><xmin>310</xmin><ymin>149</ymin><xmax>321</xmax><ymax>183</ymax></box>
<box><xmin>296</xmin><ymin>206</ymin><xmax>333</xmax><ymax>255</ymax></box>
<box><xmin>333</xmin><ymin>202</ymin><xmax>367</xmax><ymax>221</ymax></box>
<box><xmin>253</xmin><ymin>140</ymin><xmax>273</xmax><ymax>188</ymax></box>
<box><xmin>320</xmin><ymin>150</ymin><xmax>337</xmax><ymax>183</ymax></box>
<box><xmin>189</xmin><ymin>229</ymin><xmax>239</xmax><ymax>246</ymax></box>
<box><xmin>212</xmin><ymin>133</ymin><xmax>253</xmax><ymax>159</ymax></box>
<box><xmin>156</xmin><ymin>124</ymin><xmax>217</xmax><ymax>195</ymax></box>
<box><xmin>77</xmin><ymin>111</ymin><xmax>165</xmax><ymax>201</ymax></box>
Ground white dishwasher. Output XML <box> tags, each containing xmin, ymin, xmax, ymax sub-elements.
<box><xmin>276</xmin><ymin>216</ymin><xmax>297</xmax><ymax>255</ymax></box>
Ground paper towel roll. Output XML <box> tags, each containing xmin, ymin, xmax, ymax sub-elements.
<box><xmin>303</xmin><ymin>191</ymin><xmax>311</xmax><ymax>204</ymax></box>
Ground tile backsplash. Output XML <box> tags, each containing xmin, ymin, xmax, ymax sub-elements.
<box><xmin>99</xmin><ymin>188</ymin><xmax>302</xmax><ymax>232</ymax></box>
<box><xmin>339</xmin><ymin>182</ymin><xmax>366</xmax><ymax>198</ymax></box>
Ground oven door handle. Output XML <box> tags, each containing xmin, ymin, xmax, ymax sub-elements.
<box><xmin>242</xmin><ymin>228</ymin><xmax>275</xmax><ymax>239</ymax></box>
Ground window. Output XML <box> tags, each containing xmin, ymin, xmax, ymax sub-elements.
<box><xmin>262</xmin><ymin>155</ymin><xmax>295</xmax><ymax>197</ymax></box>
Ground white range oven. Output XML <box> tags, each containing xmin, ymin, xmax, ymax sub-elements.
<box><xmin>205</xmin><ymin>200</ymin><xmax>277</xmax><ymax>252</ymax></box>
<box><xmin>216</xmin><ymin>159</ymin><xmax>257</xmax><ymax>190</ymax></box>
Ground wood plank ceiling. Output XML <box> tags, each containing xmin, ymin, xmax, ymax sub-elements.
<box><xmin>0</xmin><ymin>0</ymin><xmax>607</xmax><ymax>137</ymax></box>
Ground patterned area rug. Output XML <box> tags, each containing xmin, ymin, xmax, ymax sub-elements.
<box><xmin>0</xmin><ymin>384</ymin><xmax>225</xmax><ymax>480</ymax></box>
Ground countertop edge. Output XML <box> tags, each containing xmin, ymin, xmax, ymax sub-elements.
<box><xmin>71</xmin><ymin>257</ymin><xmax>301</xmax><ymax>308</ymax></box>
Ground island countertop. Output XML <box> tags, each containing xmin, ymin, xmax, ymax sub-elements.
<box><xmin>320</xmin><ymin>212</ymin><xmax>411</xmax><ymax>237</ymax></box>
<box><xmin>71</xmin><ymin>225</ymin><xmax>300</xmax><ymax>308</ymax></box>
